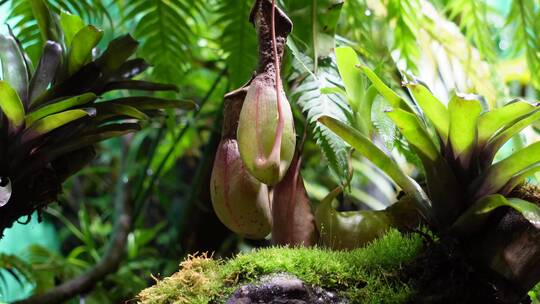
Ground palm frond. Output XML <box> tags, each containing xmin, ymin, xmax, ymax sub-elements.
<box><xmin>214</xmin><ymin>0</ymin><xmax>258</xmax><ymax>88</ymax></box>
<box><xmin>339</xmin><ymin>0</ymin><xmax>392</xmax><ymax>65</ymax></box>
<box><xmin>507</xmin><ymin>0</ymin><xmax>540</xmax><ymax>89</ymax></box>
<box><xmin>0</xmin><ymin>253</ymin><xmax>35</xmax><ymax>292</ymax></box>
<box><xmin>446</xmin><ymin>0</ymin><xmax>496</xmax><ymax>60</ymax></box>
<box><xmin>7</xmin><ymin>0</ymin><xmax>111</xmax><ymax>55</ymax></box>
<box><xmin>123</xmin><ymin>0</ymin><xmax>204</xmax><ymax>83</ymax></box>
<box><xmin>387</xmin><ymin>0</ymin><xmax>422</xmax><ymax>71</ymax></box>
<box><xmin>289</xmin><ymin>40</ymin><xmax>351</xmax><ymax>184</ymax></box>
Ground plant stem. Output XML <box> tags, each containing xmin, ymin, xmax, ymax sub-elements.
<box><xmin>267</xmin><ymin>0</ymin><xmax>285</xmax><ymax>168</ymax></box>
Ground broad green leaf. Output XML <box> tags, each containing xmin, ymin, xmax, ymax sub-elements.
<box><xmin>387</xmin><ymin>109</ymin><xmax>439</xmax><ymax>161</ymax></box>
<box><xmin>499</xmin><ymin>163</ymin><xmax>540</xmax><ymax>195</ymax></box>
<box><xmin>29</xmin><ymin>63</ymin><xmax>102</xmax><ymax>108</ymax></box>
<box><xmin>313</xmin><ymin>0</ymin><xmax>344</xmax><ymax>58</ymax></box>
<box><xmin>26</xmin><ymin>93</ymin><xmax>97</xmax><ymax>126</ymax></box>
<box><xmin>60</xmin><ymin>11</ymin><xmax>85</xmax><ymax>47</ymax></box>
<box><xmin>106</xmin><ymin>97</ymin><xmax>197</xmax><ymax>110</ymax></box>
<box><xmin>0</xmin><ymin>81</ymin><xmax>25</xmax><ymax>133</ymax></box>
<box><xmin>387</xmin><ymin>108</ymin><xmax>461</xmax><ymax>225</ymax></box>
<box><xmin>8</xmin><ymin>28</ymin><xmax>34</xmax><ymax>81</ymax></box>
<box><xmin>319</xmin><ymin>115</ymin><xmax>435</xmax><ymax>224</ymax></box>
<box><xmin>336</xmin><ymin>47</ymin><xmax>364</xmax><ymax>111</ymax></box>
<box><xmin>452</xmin><ymin>194</ymin><xmax>540</xmax><ymax>234</ymax></box>
<box><xmin>448</xmin><ymin>93</ymin><xmax>482</xmax><ymax>168</ymax></box>
<box><xmin>19</xmin><ymin>128</ymin><xmax>136</xmax><ymax>179</ymax></box>
<box><xmin>320</xmin><ymin>86</ymin><xmax>348</xmax><ymax>97</ymax></box>
<box><xmin>359</xmin><ymin>64</ymin><xmax>402</xmax><ymax>108</ymax></box>
<box><xmin>316</xmin><ymin>195</ymin><xmax>393</xmax><ymax>249</ymax></box>
<box><xmin>474</xmin><ymin>141</ymin><xmax>540</xmax><ymax>200</ymax></box>
<box><xmin>483</xmin><ymin>108</ymin><xmax>540</xmax><ymax>166</ymax></box>
<box><xmin>68</xmin><ymin>26</ymin><xmax>104</xmax><ymax>76</ymax></box>
<box><xmin>22</xmin><ymin>108</ymin><xmax>95</xmax><ymax>143</ymax></box>
<box><xmin>0</xmin><ymin>34</ymin><xmax>29</xmax><ymax>104</ymax></box>
<box><xmin>315</xmin><ymin>187</ymin><xmax>384</xmax><ymax>249</ymax></box>
<box><xmin>336</xmin><ymin>46</ymin><xmax>371</xmax><ymax>135</ymax></box>
<box><xmin>28</xmin><ymin>41</ymin><xmax>62</xmax><ymax>103</ymax></box>
<box><xmin>92</xmin><ymin>104</ymin><xmax>148</xmax><ymax>121</ymax></box>
<box><xmin>359</xmin><ymin>64</ymin><xmax>414</xmax><ymax>113</ymax></box>
<box><xmin>477</xmin><ymin>100</ymin><xmax>536</xmax><ymax>148</ymax></box>
<box><xmin>315</xmin><ymin>189</ymin><xmax>421</xmax><ymax>249</ymax></box>
<box><xmin>288</xmin><ymin>44</ymin><xmax>352</xmax><ymax>184</ymax></box>
<box><xmin>405</xmin><ymin>83</ymin><xmax>449</xmax><ymax>142</ymax></box>
<box><xmin>29</xmin><ymin>0</ymin><xmax>62</xmax><ymax>43</ymax></box>
<box><xmin>287</xmin><ymin>0</ymin><xmax>343</xmax><ymax>60</ymax></box>
<box><xmin>95</xmin><ymin>34</ymin><xmax>139</xmax><ymax>74</ymax></box>
<box><xmin>113</xmin><ymin>59</ymin><xmax>150</xmax><ymax>79</ymax></box>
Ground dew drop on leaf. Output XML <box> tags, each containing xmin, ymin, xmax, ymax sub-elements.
<box><xmin>0</xmin><ymin>177</ymin><xmax>12</xmax><ymax>207</ymax></box>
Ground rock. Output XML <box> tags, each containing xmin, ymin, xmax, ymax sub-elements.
<box><xmin>225</xmin><ymin>273</ymin><xmax>348</xmax><ymax>304</ymax></box>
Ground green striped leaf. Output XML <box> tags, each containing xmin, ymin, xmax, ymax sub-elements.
<box><xmin>22</xmin><ymin>108</ymin><xmax>95</xmax><ymax>143</ymax></box>
<box><xmin>387</xmin><ymin>108</ymin><xmax>461</xmax><ymax>225</ymax></box>
<box><xmin>0</xmin><ymin>81</ymin><xmax>25</xmax><ymax>134</ymax></box>
<box><xmin>60</xmin><ymin>11</ymin><xmax>85</xmax><ymax>47</ymax></box>
<box><xmin>319</xmin><ymin>115</ymin><xmax>435</xmax><ymax>224</ymax></box>
<box><xmin>405</xmin><ymin>82</ymin><xmax>449</xmax><ymax>143</ymax></box>
<box><xmin>67</xmin><ymin>26</ymin><xmax>104</xmax><ymax>76</ymax></box>
<box><xmin>387</xmin><ymin>109</ymin><xmax>440</xmax><ymax>161</ymax></box>
<box><xmin>95</xmin><ymin>34</ymin><xmax>139</xmax><ymax>74</ymax></box>
<box><xmin>448</xmin><ymin>93</ymin><xmax>482</xmax><ymax>168</ymax></box>
<box><xmin>0</xmin><ymin>34</ymin><xmax>29</xmax><ymax>104</ymax></box>
<box><xmin>483</xmin><ymin>108</ymin><xmax>540</xmax><ymax>167</ymax></box>
<box><xmin>29</xmin><ymin>0</ymin><xmax>62</xmax><ymax>43</ymax></box>
<box><xmin>92</xmin><ymin>103</ymin><xmax>148</xmax><ymax>121</ymax></box>
<box><xmin>359</xmin><ymin>64</ymin><xmax>412</xmax><ymax>112</ymax></box>
<box><xmin>453</xmin><ymin>194</ymin><xmax>540</xmax><ymax>234</ymax></box>
<box><xmin>477</xmin><ymin>99</ymin><xmax>536</xmax><ymax>148</ymax></box>
<box><xmin>474</xmin><ymin>141</ymin><xmax>540</xmax><ymax>200</ymax></box>
<box><xmin>358</xmin><ymin>64</ymin><xmax>401</xmax><ymax>108</ymax></box>
<box><xmin>26</xmin><ymin>93</ymin><xmax>97</xmax><ymax>126</ymax></box>
<box><xmin>28</xmin><ymin>41</ymin><xmax>62</xmax><ymax>103</ymax></box>
<box><xmin>336</xmin><ymin>46</ymin><xmax>371</xmax><ymax>135</ymax></box>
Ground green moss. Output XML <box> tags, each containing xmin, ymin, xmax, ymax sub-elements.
<box><xmin>138</xmin><ymin>229</ymin><xmax>424</xmax><ymax>304</ymax></box>
<box><xmin>138</xmin><ymin>253</ymin><xmax>221</xmax><ymax>304</ymax></box>
<box><xmin>529</xmin><ymin>282</ymin><xmax>540</xmax><ymax>304</ymax></box>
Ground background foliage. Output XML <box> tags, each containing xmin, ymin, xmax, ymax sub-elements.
<box><xmin>0</xmin><ymin>0</ymin><xmax>539</xmax><ymax>302</ymax></box>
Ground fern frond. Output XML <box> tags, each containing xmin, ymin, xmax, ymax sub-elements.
<box><xmin>0</xmin><ymin>253</ymin><xmax>35</xmax><ymax>291</ymax></box>
<box><xmin>339</xmin><ymin>0</ymin><xmax>390</xmax><ymax>64</ymax></box>
<box><xmin>7</xmin><ymin>1</ymin><xmax>41</xmax><ymax>55</ymax></box>
<box><xmin>7</xmin><ymin>0</ymin><xmax>111</xmax><ymax>51</ymax></box>
<box><xmin>289</xmin><ymin>41</ymin><xmax>351</xmax><ymax>184</ymax></box>
<box><xmin>507</xmin><ymin>0</ymin><xmax>540</xmax><ymax>89</ymax></box>
<box><xmin>446</xmin><ymin>0</ymin><xmax>496</xmax><ymax>60</ymax></box>
<box><xmin>387</xmin><ymin>0</ymin><xmax>422</xmax><ymax>71</ymax></box>
<box><xmin>124</xmin><ymin>0</ymin><xmax>204</xmax><ymax>83</ymax></box>
<box><xmin>214</xmin><ymin>0</ymin><xmax>258</xmax><ymax>88</ymax></box>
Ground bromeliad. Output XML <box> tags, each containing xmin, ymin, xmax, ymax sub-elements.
<box><xmin>0</xmin><ymin>1</ymin><xmax>195</xmax><ymax>235</ymax></box>
<box><xmin>319</xmin><ymin>46</ymin><xmax>540</xmax><ymax>298</ymax></box>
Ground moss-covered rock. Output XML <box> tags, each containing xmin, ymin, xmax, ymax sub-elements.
<box><xmin>138</xmin><ymin>230</ymin><xmax>424</xmax><ymax>303</ymax></box>
<box><xmin>529</xmin><ymin>282</ymin><xmax>540</xmax><ymax>304</ymax></box>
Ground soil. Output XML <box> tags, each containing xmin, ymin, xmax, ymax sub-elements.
<box><xmin>403</xmin><ymin>232</ymin><xmax>532</xmax><ymax>304</ymax></box>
